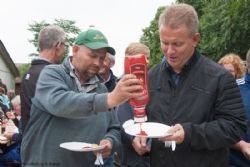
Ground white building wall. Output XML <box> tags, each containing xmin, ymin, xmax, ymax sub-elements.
<box><xmin>0</xmin><ymin>56</ymin><xmax>15</xmax><ymax>91</ymax></box>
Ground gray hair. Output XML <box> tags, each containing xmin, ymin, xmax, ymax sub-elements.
<box><xmin>11</xmin><ymin>95</ymin><xmax>20</xmax><ymax>106</ymax></box>
<box><xmin>107</xmin><ymin>53</ymin><xmax>115</xmax><ymax>63</ymax></box>
<box><xmin>38</xmin><ymin>25</ymin><xmax>66</xmax><ymax>51</ymax></box>
<box><xmin>246</xmin><ymin>49</ymin><xmax>250</xmax><ymax>72</ymax></box>
<box><xmin>159</xmin><ymin>3</ymin><xmax>199</xmax><ymax>36</ymax></box>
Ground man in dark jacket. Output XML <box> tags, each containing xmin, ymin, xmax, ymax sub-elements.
<box><xmin>132</xmin><ymin>4</ymin><xmax>246</xmax><ymax>167</ymax></box>
<box><xmin>20</xmin><ymin>25</ymin><xmax>66</xmax><ymax>133</ymax></box>
<box><xmin>116</xmin><ymin>42</ymin><xmax>151</xmax><ymax>167</ymax></box>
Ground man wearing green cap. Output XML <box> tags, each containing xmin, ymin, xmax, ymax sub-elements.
<box><xmin>21</xmin><ymin>29</ymin><xmax>143</xmax><ymax>167</ymax></box>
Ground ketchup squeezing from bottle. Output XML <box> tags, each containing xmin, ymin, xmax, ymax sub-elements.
<box><xmin>137</xmin><ymin>123</ymin><xmax>148</xmax><ymax>137</ymax></box>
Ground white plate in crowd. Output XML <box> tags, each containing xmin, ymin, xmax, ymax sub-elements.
<box><xmin>0</xmin><ymin>135</ymin><xmax>8</xmax><ymax>144</ymax></box>
<box><xmin>124</xmin><ymin>122</ymin><xmax>172</xmax><ymax>138</ymax></box>
<box><xmin>60</xmin><ymin>142</ymin><xmax>106</xmax><ymax>152</ymax></box>
<box><xmin>0</xmin><ymin>135</ymin><xmax>7</xmax><ymax>141</ymax></box>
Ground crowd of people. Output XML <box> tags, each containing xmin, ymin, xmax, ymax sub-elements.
<box><xmin>0</xmin><ymin>3</ymin><xmax>249</xmax><ymax>167</ymax></box>
<box><xmin>0</xmin><ymin>80</ymin><xmax>22</xmax><ymax>166</ymax></box>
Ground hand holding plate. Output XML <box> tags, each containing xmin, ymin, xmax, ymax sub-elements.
<box><xmin>97</xmin><ymin>139</ymin><xmax>112</xmax><ymax>158</ymax></box>
<box><xmin>159</xmin><ymin>123</ymin><xmax>185</xmax><ymax>144</ymax></box>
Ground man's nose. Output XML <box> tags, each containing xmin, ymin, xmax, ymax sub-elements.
<box><xmin>167</xmin><ymin>45</ymin><xmax>175</xmax><ymax>55</ymax></box>
<box><xmin>93</xmin><ymin>58</ymin><xmax>101</xmax><ymax>67</ymax></box>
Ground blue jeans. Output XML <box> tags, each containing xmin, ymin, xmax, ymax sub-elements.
<box><xmin>0</xmin><ymin>144</ymin><xmax>21</xmax><ymax>166</ymax></box>
<box><xmin>103</xmin><ymin>155</ymin><xmax>114</xmax><ymax>167</ymax></box>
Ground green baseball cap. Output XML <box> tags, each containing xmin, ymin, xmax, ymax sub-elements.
<box><xmin>74</xmin><ymin>29</ymin><xmax>115</xmax><ymax>55</ymax></box>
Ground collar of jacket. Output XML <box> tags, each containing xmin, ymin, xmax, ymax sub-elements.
<box><xmin>163</xmin><ymin>50</ymin><xmax>199</xmax><ymax>74</ymax></box>
<box><xmin>62</xmin><ymin>56</ymin><xmax>71</xmax><ymax>74</ymax></box>
<box><xmin>156</xmin><ymin>50</ymin><xmax>200</xmax><ymax>89</ymax></box>
<box><xmin>97</xmin><ymin>70</ymin><xmax>117</xmax><ymax>83</ymax></box>
<box><xmin>31</xmin><ymin>58</ymin><xmax>51</xmax><ymax>65</ymax></box>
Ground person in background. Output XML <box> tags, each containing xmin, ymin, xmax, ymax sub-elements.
<box><xmin>0</xmin><ymin>95</ymin><xmax>21</xmax><ymax>166</ymax></box>
<box><xmin>0</xmin><ymin>84</ymin><xmax>10</xmax><ymax>111</ymax></box>
<box><xmin>21</xmin><ymin>29</ymin><xmax>143</xmax><ymax>167</ymax></box>
<box><xmin>14</xmin><ymin>77</ymin><xmax>21</xmax><ymax>96</ymax></box>
<box><xmin>0</xmin><ymin>85</ymin><xmax>9</xmax><ymax>126</ymax></box>
<box><xmin>0</xmin><ymin>79</ymin><xmax>7</xmax><ymax>96</ymax></box>
<box><xmin>98</xmin><ymin>53</ymin><xmax>118</xmax><ymax>166</ymax></box>
<box><xmin>5</xmin><ymin>95</ymin><xmax>22</xmax><ymax>139</ymax></box>
<box><xmin>98</xmin><ymin>53</ymin><xmax>117</xmax><ymax>92</ymax></box>
<box><xmin>0</xmin><ymin>86</ymin><xmax>8</xmax><ymax>114</ymax></box>
<box><xmin>218</xmin><ymin>53</ymin><xmax>245</xmax><ymax>79</ymax></box>
<box><xmin>7</xmin><ymin>90</ymin><xmax>15</xmax><ymax>102</ymax></box>
<box><xmin>133</xmin><ymin>4</ymin><xmax>246</xmax><ymax>167</ymax></box>
<box><xmin>116</xmin><ymin>42</ymin><xmax>150</xmax><ymax>167</ymax></box>
<box><xmin>229</xmin><ymin>49</ymin><xmax>250</xmax><ymax>166</ymax></box>
<box><xmin>98</xmin><ymin>52</ymin><xmax>117</xmax><ymax>166</ymax></box>
<box><xmin>20</xmin><ymin>25</ymin><xmax>66</xmax><ymax>133</ymax></box>
<box><xmin>6</xmin><ymin>90</ymin><xmax>15</xmax><ymax>112</ymax></box>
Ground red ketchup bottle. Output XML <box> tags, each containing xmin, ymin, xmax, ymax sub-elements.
<box><xmin>124</xmin><ymin>54</ymin><xmax>149</xmax><ymax>123</ymax></box>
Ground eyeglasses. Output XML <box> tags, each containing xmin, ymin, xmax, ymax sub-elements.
<box><xmin>55</xmin><ymin>41</ymin><xmax>69</xmax><ymax>47</ymax></box>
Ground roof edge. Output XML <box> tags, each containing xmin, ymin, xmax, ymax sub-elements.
<box><xmin>0</xmin><ymin>40</ymin><xmax>20</xmax><ymax>77</ymax></box>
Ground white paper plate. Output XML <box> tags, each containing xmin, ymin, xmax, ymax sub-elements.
<box><xmin>6</xmin><ymin>125</ymin><xmax>18</xmax><ymax>133</ymax></box>
<box><xmin>0</xmin><ymin>135</ymin><xmax>7</xmax><ymax>141</ymax></box>
<box><xmin>0</xmin><ymin>135</ymin><xmax>8</xmax><ymax>144</ymax></box>
<box><xmin>125</xmin><ymin>122</ymin><xmax>172</xmax><ymax>138</ymax></box>
<box><xmin>60</xmin><ymin>142</ymin><xmax>106</xmax><ymax>152</ymax></box>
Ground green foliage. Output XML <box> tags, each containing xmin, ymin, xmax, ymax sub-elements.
<box><xmin>140</xmin><ymin>7</ymin><xmax>165</xmax><ymax>68</ymax></box>
<box><xmin>18</xmin><ymin>63</ymin><xmax>31</xmax><ymax>78</ymax></box>
<box><xmin>140</xmin><ymin>0</ymin><xmax>250</xmax><ymax>66</ymax></box>
<box><xmin>176</xmin><ymin>0</ymin><xmax>207</xmax><ymax>17</ymax></box>
<box><xmin>199</xmin><ymin>0</ymin><xmax>250</xmax><ymax>61</ymax></box>
<box><xmin>28</xmin><ymin>19</ymin><xmax>81</xmax><ymax>57</ymax></box>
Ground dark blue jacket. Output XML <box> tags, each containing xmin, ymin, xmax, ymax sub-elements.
<box><xmin>98</xmin><ymin>70</ymin><xmax>117</xmax><ymax>92</ymax></box>
<box><xmin>230</xmin><ymin>72</ymin><xmax>250</xmax><ymax>167</ymax></box>
<box><xmin>116</xmin><ymin>102</ymin><xmax>150</xmax><ymax>167</ymax></box>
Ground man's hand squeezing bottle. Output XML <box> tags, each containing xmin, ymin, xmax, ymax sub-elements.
<box><xmin>107</xmin><ymin>74</ymin><xmax>143</xmax><ymax>108</ymax></box>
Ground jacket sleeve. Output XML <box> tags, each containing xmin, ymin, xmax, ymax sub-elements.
<box><xmin>32</xmin><ymin>65</ymin><xmax>109</xmax><ymax>119</ymax></box>
<box><xmin>12</xmin><ymin>133</ymin><xmax>22</xmax><ymax>143</ymax></box>
<box><xmin>104</xmin><ymin>109</ymin><xmax>121</xmax><ymax>154</ymax></box>
<box><xmin>183</xmin><ymin>73</ymin><xmax>247</xmax><ymax>150</ymax></box>
<box><xmin>116</xmin><ymin>102</ymin><xmax>135</xmax><ymax>145</ymax></box>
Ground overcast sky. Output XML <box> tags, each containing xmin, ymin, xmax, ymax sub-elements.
<box><xmin>0</xmin><ymin>0</ymin><xmax>175</xmax><ymax>76</ymax></box>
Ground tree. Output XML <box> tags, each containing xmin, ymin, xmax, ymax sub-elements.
<box><xmin>199</xmin><ymin>0</ymin><xmax>250</xmax><ymax>61</ymax></box>
<box><xmin>176</xmin><ymin>0</ymin><xmax>211</xmax><ymax>18</ymax></box>
<box><xmin>140</xmin><ymin>0</ymin><xmax>250</xmax><ymax>66</ymax></box>
<box><xmin>19</xmin><ymin>19</ymin><xmax>82</xmax><ymax>76</ymax></box>
<box><xmin>18</xmin><ymin>63</ymin><xmax>31</xmax><ymax>78</ymax></box>
<box><xmin>28</xmin><ymin>19</ymin><xmax>81</xmax><ymax>57</ymax></box>
<box><xmin>140</xmin><ymin>0</ymin><xmax>208</xmax><ymax>67</ymax></box>
<box><xmin>140</xmin><ymin>7</ymin><xmax>165</xmax><ymax>68</ymax></box>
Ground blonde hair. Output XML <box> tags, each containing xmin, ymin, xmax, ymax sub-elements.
<box><xmin>125</xmin><ymin>42</ymin><xmax>150</xmax><ymax>56</ymax></box>
<box><xmin>159</xmin><ymin>3</ymin><xmax>199</xmax><ymax>36</ymax></box>
<box><xmin>218</xmin><ymin>53</ymin><xmax>245</xmax><ymax>78</ymax></box>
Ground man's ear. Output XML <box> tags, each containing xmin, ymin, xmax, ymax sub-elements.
<box><xmin>192</xmin><ymin>32</ymin><xmax>200</xmax><ymax>47</ymax></box>
<box><xmin>72</xmin><ymin>45</ymin><xmax>79</xmax><ymax>54</ymax></box>
<box><xmin>110</xmin><ymin>59</ymin><xmax>115</xmax><ymax>68</ymax></box>
<box><xmin>55</xmin><ymin>42</ymin><xmax>62</xmax><ymax>49</ymax></box>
